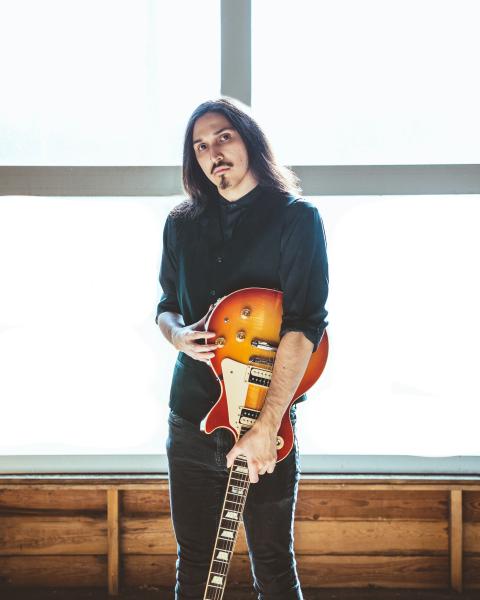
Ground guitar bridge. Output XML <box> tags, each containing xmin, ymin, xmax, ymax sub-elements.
<box><xmin>249</xmin><ymin>355</ymin><xmax>274</xmax><ymax>367</ymax></box>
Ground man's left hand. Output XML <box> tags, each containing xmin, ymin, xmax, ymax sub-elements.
<box><xmin>225</xmin><ymin>419</ymin><xmax>279</xmax><ymax>483</ymax></box>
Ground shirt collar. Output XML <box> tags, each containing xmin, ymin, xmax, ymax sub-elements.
<box><xmin>214</xmin><ymin>183</ymin><xmax>263</xmax><ymax>209</ymax></box>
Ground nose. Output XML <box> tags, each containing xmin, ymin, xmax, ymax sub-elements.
<box><xmin>210</xmin><ymin>144</ymin><xmax>224</xmax><ymax>164</ymax></box>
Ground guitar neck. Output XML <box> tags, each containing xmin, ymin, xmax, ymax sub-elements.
<box><xmin>203</xmin><ymin>425</ymin><xmax>253</xmax><ymax>600</ymax></box>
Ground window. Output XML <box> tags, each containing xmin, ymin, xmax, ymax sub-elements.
<box><xmin>0</xmin><ymin>0</ymin><xmax>220</xmax><ymax>165</ymax></box>
<box><xmin>1</xmin><ymin>193</ymin><xmax>478</xmax><ymax>460</ymax></box>
<box><xmin>252</xmin><ymin>0</ymin><xmax>480</xmax><ymax>165</ymax></box>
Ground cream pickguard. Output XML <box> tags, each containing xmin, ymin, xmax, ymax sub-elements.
<box><xmin>221</xmin><ymin>358</ymin><xmax>284</xmax><ymax>450</ymax></box>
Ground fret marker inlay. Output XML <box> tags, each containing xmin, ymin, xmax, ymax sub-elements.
<box><xmin>220</xmin><ymin>530</ymin><xmax>234</xmax><ymax>539</ymax></box>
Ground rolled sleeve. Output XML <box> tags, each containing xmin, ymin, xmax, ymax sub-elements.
<box><xmin>155</xmin><ymin>214</ymin><xmax>181</xmax><ymax>324</ymax></box>
<box><xmin>278</xmin><ymin>201</ymin><xmax>329</xmax><ymax>352</ymax></box>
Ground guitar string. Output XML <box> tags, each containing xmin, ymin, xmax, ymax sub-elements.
<box><xmin>207</xmin><ymin>366</ymin><xmax>275</xmax><ymax>600</ymax></box>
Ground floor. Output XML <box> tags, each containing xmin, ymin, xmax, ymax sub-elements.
<box><xmin>0</xmin><ymin>587</ymin><xmax>479</xmax><ymax>600</ymax></box>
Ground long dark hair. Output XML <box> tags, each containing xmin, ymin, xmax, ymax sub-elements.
<box><xmin>171</xmin><ymin>98</ymin><xmax>302</xmax><ymax>219</ymax></box>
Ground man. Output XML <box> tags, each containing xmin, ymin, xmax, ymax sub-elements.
<box><xmin>156</xmin><ymin>98</ymin><xmax>328</xmax><ymax>600</ymax></box>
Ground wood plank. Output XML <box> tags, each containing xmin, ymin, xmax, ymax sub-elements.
<box><xmin>0</xmin><ymin>555</ymin><xmax>106</xmax><ymax>587</ymax></box>
<box><xmin>0</xmin><ymin>513</ymin><xmax>450</xmax><ymax>557</ymax></box>
<box><xmin>123</xmin><ymin>554</ymin><xmax>450</xmax><ymax>589</ymax></box>
<box><xmin>463</xmin><ymin>491</ymin><xmax>480</xmax><ymax>522</ymax></box>
<box><xmin>0</xmin><ymin>516</ymin><xmax>106</xmax><ymax>555</ymax></box>
<box><xmin>464</xmin><ymin>556</ymin><xmax>480</xmax><ymax>588</ymax></box>
<box><xmin>0</xmin><ymin>487</ymin><xmax>449</xmax><ymax>520</ymax></box>
<box><xmin>0</xmin><ymin>553</ymin><xmax>454</xmax><ymax>589</ymax></box>
<box><xmin>121</xmin><ymin>489</ymin><xmax>170</xmax><ymax>516</ymax></box>
<box><xmin>296</xmin><ymin>555</ymin><xmax>450</xmax><ymax>588</ymax></box>
<box><xmin>294</xmin><ymin>489</ymin><xmax>448</xmax><ymax>520</ymax></box>
<box><xmin>0</xmin><ymin>489</ymin><xmax>106</xmax><ymax>513</ymax></box>
<box><xmin>464</xmin><ymin>522</ymin><xmax>480</xmax><ymax>554</ymax></box>
<box><xmin>107</xmin><ymin>489</ymin><xmax>119</xmax><ymax>596</ymax></box>
<box><xmin>120</xmin><ymin>516</ymin><xmax>448</xmax><ymax>555</ymax></box>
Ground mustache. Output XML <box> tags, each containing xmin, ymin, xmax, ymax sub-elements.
<box><xmin>212</xmin><ymin>162</ymin><xmax>232</xmax><ymax>174</ymax></box>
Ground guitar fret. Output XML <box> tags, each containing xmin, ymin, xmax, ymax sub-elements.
<box><xmin>229</xmin><ymin>484</ymin><xmax>247</xmax><ymax>491</ymax></box>
<box><xmin>221</xmin><ymin>521</ymin><xmax>240</xmax><ymax>530</ymax></box>
<box><xmin>229</xmin><ymin>475</ymin><xmax>248</xmax><ymax>484</ymax></box>
<box><xmin>227</xmin><ymin>494</ymin><xmax>245</xmax><ymax>502</ymax></box>
<box><xmin>225</xmin><ymin>500</ymin><xmax>243</xmax><ymax>510</ymax></box>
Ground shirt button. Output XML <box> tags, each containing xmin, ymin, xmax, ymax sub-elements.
<box><xmin>216</xmin><ymin>256</ymin><xmax>223</xmax><ymax>263</ymax></box>
<box><xmin>210</xmin><ymin>289</ymin><xmax>216</xmax><ymax>296</ymax></box>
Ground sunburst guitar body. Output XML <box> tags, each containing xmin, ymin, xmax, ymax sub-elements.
<box><xmin>200</xmin><ymin>286</ymin><xmax>328</xmax><ymax>461</ymax></box>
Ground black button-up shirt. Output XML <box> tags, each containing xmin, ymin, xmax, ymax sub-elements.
<box><xmin>155</xmin><ymin>184</ymin><xmax>329</xmax><ymax>424</ymax></box>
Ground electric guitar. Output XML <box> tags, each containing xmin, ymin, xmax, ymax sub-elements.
<box><xmin>199</xmin><ymin>287</ymin><xmax>328</xmax><ymax>599</ymax></box>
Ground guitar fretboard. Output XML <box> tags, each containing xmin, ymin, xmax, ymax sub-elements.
<box><xmin>203</xmin><ymin>408</ymin><xmax>259</xmax><ymax>600</ymax></box>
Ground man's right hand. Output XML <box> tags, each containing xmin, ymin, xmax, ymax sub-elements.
<box><xmin>171</xmin><ymin>313</ymin><xmax>217</xmax><ymax>364</ymax></box>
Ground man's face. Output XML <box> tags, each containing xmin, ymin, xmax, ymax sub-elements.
<box><xmin>192</xmin><ymin>111</ymin><xmax>257</xmax><ymax>195</ymax></box>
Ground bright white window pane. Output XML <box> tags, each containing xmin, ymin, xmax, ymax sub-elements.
<box><xmin>0</xmin><ymin>195</ymin><xmax>479</xmax><ymax>457</ymax></box>
<box><xmin>300</xmin><ymin>194</ymin><xmax>480</xmax><ymax>456</ymax></box>
<box><xmin>252</xmin><ymin>0</ymin><xmax>480</xmax><ymax>165</ymax></box>
<box><xmin>0</xmin><ymin>195</ymin><xmax>182</xmax><ymax>453</ymax></box>
<box><xmin>0</xmin><ymin>0</ymin><xmax>220</xmax><ymax>166</ymax></box>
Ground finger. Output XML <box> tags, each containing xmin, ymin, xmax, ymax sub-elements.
<box><xmin>193</xmin><ymin>350</ymin><xmax>215</xmax><ymax>360</ymax></box>
<box><xmin>226</xmin><ymin>449</ymin><xmax>237</xmax><ymax>469</ymax></box>
<box><xmin>194</xmin><ymin>344</ymin><xmax>219</xmax><ymax>352</ymax></box>
<box><xmin>266</xmin><ymin>463</ymin><xmax>276</xmax><ymax>474</ymax></box>
<box><xmin>191</xmin><ymin>331</ymin><xmax>217</xmax><ymax>339</ymax></box>
<box><xmin>248</xmin><ymin>461</ymin><xmax>259</xmax><ymax>484</ymax></box>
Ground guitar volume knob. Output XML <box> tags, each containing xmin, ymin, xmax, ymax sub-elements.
<box><xmin>215</xmin><ymin>337</ymin><xmax>226</xmax><ymax>347</ymax></box>
<box><xmin>236</xmin><ymin>330</ymin><xmax>246</xmax><ymax>342</ymax></box>
<box><xmin>240</xmin><ymin>307</ymin><xmax>251</xmax><ymax>319</ymax></box>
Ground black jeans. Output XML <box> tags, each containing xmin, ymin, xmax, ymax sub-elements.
<box><xmin>166</xmin><ymin>409</ymin><xmax>303</xmax><ymax>600</ymax></box>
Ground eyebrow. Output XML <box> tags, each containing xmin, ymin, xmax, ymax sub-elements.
<box><xmin>193</xmin><ymin>127</ymin><xmax>233</xmax><ymax>146</ymax></box>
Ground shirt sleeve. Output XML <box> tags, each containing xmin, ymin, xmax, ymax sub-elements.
<box><xmin>155</xmin><ymin>214</ymin><xmax>181</xmax><ymax>325</ymax></box>
<box><xmin>278</xmin><ymin>201</ymin><xmax>329</xmax><ymax>352</ymax></box>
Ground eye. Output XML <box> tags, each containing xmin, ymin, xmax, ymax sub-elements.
<box><xmin>196</xmin><ymin>143</ymin><xmax>206</xmax><ymax>152</ymax></box>
<box><xmin>220</xmin><ymin>132</ymin><xmax>231</xmax><ymax>141</ymax></box>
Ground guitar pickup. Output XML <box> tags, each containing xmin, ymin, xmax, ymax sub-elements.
<box><xmin>239</xmin><ymin>407</ymin><xmax>260</xmax><ymax>426</ymax></box>
<box><xmin>248</xmin><ymin>367</ymin><xmax>272</xmax><ymax>387</ymax></box>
